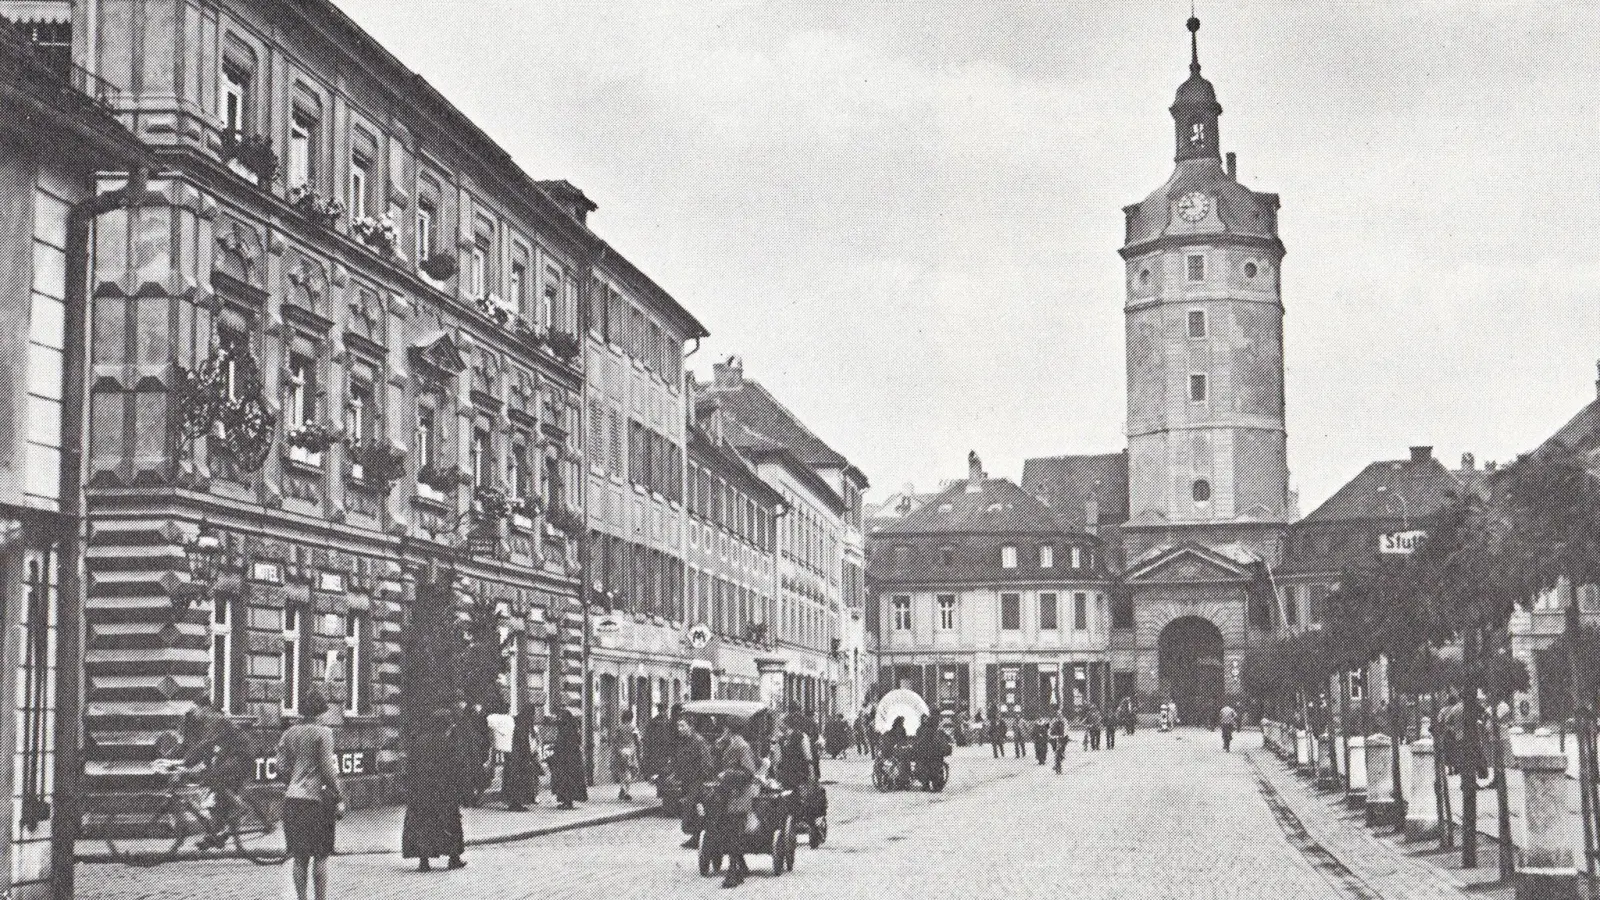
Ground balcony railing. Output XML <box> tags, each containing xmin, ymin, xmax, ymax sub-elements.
<box><xmin>63</xmin><ymin>60</ymin><xmax>119</xmax><ymax>110</ymax></box>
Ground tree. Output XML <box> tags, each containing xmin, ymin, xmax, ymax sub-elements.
<box><xmin>400</xmin><ymin>575</ymin><xmax>467</xmax><ymax>734</ymax></box>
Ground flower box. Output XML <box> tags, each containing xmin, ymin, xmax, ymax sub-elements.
<box><xmin>285</xmin><ymin>421</ymin><xmax>344</xmax><ymax>453</ymax></box>
<box><xmin>221</xmin><ymin>130</ymin><xmax>279</xmax><ymax>185</ymax></box>
<box><xmin>288</xmin><ymin>185</ymin><xmax>345</xmax><ymax>230</ymax></box>
<box><xmin>419</xmin><ymin>252</ymin><xmax>458</xmax><ymax>281</ymax></box>
<box><xmin>351</xmin><ymin>214</ymin><xmax>404</xmax><ymax>260</ymax></box>
<box><xmin>546</xmin><ymin>331</ymin><xmax>581</xmax><ymax>362</ymax></box>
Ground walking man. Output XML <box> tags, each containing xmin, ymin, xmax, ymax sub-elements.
<box><xmin>1011</xmin><ymin>713</ymin><xmax>1026</xmax><ymax>759</ymax></box>
<box><xmin>1084</xmin><ymin>705</ymin><xmax>1102</xmax><ymax>751</ymax></box>
<box><xmin>1218</xmin><ymin>702</ymin><xmax>1239</xmax><ymax>752</ymax></box>
<box><xmin>1119</xmin><ymin>696</ymin><xmax>1136</xmax><ymax>736</ymax></box>
<box><xmin>989</xmin><ymin>716</ymin><xmax>1006</xmax><ymax>758</ymax></box>
<box><xmin>1102</xmin><ymin>704</ymin><xmax>1116</xmax><ymax>750</ymax></box>
<box><xmin>1049</xmin><ymin>713</ymin><xmax>1068</xmax><ymax>773</ymax></box>
<box><xmin>1031</xmin><ymin>716</ymin><xmax>1050</xmax><ymax>765</ymax></box>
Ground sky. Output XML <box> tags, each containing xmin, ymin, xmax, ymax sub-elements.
<box><xmin>336</xmin><ymin>0</ymin><xmax>1600</xmax><ymax>512</ymax></box>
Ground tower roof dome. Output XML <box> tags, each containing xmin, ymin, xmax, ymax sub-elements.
<box><xmin>1171</xmin><ymin>16</ymin><xmax>1221</xmax><ymax>114</ymax></box>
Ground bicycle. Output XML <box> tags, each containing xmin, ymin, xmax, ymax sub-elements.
<box><xmin>103</xmin><ymin>759</ymin><xmax>286</xmax><ymax>866</ymax></box>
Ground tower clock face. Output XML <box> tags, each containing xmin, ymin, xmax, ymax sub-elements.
<box><xmin>1177</xmin><ymin>191</ymin><xmax>1210</xmax><ymax>222</ymax></box>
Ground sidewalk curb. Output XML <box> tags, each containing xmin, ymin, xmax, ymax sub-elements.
<box><xmin>76</xmin><ymin>803</ymin><xmax>663</xmax><ymax>864</ymax></box>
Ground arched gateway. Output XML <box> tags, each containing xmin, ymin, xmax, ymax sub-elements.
<box><xmin>1158</xmin><ymin>616</ymin><xmax>1224</xmax><ymax>727</ymax></box>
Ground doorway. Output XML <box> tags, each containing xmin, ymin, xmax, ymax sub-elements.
<box><xmin>1158</xmin><ymin>616</ymin><xmax>1225</xmax><ymax>726</ymax></box>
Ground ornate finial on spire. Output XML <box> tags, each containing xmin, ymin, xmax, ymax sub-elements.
<box><xmin>1187</xmin><ymin>13</ymin><xmax>1202</xmax><ymax>74</ymax></box>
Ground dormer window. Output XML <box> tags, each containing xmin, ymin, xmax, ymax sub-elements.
<box><xmin>938</xmin><ymin>546</ymin><xmax>955</xmax><ymax>566</ymax></box>
<box><xmin>1000</xmin><ymin>545</ymin><xmax>1017</xmax><ymax>569</ymax></box>
<box><xmin>1039</xmin><ymin>545</ymin><xmax>1054</xmax><ymax>568</ymax></box>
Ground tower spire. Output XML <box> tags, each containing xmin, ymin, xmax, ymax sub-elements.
<box><xmin>1188</xmin><ymin>11</ymin><xmax>1202</xmax><ymax>75</ymax></box>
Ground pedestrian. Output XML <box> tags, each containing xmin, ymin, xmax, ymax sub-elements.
<box><xmin>1219</xmin><ymin>702</ymin><xmax>1239</xmax><ymax>752</ymax></box>
<box><xmin>401</xmin><ymin>708</ymin><xmax>467</xmax><ymax>872</ymax></box>
<box><xmin>548</xmin><ymin>709</ymin><xmax>587</xmax><ymax>809</ymax></box>
<box><xmin>1048</xmin><ymin>712</ymin><xmax>1068</xmax><ymax>773</ymax></box>
<box><xmin>485</xmin><ymin>704</ymin><xmax>516</xmax><ymax>805</ymax></box>
<box><xmin>973</xmin><ymin>710</ymin><xmax>987</xmax><ymax>748</ymax></box>
<box><xmin>989</xmin><ymin>716</ymin><xmax>1006</xmax><ymax>758</ymax></box>
<box><xmin>611</xmin><ymin>709</ymin><xmax>642</xmax><ymax>801</ymax></box>
<box><xmin>824</xmin><ymin>712</ymin><xmax>851</xmax><ymax>759</ymax></box>
<box><xmin>643</xmin><ymin>702</ymin><xmax>672</xmax><ymax>784</ymax></box>
<box><xmin>500</xmin><ymin>712</ymin><xmax>539</xmax><ymax>811</ymax></box>
<box><xmin>1031</xmin><ymin>716</ymin><xmax>1050</xmax><ymax>765</ymax></box>
<box><xmin>461</xmin><ymin>700</ymin><xmax>492</xmax><ymax>807</ymax></box>
<box><xmin>674</xmin><ymin>716</ymin><xmax>716</xmax><ymax>849</ymax></box>
<box><xmin>1011</xmin><ymin>713</ymin><xmax>1026</xmax><ymax>759</ymax></box>
<box><xmin>277</xmin><ymin>692</ymin><xmax>342</xmax><ymax>900</ymax></box>
<box><xmin>1084</xmin><ymin>704</ymin><xmax>1102</xmax><ymax>750</ymax></box>
<box><xmin>1119</xmin><ymin>696</ymin><xmax>1136</xmax><ymax>736</ymax></box>
<box><xmin>775</xmin><ymin>712</ymin><xmax>815</xmax><ymax>789</ymax></box>
<box><xmin>855</xmin><ymin>708</ymin><xmax>872</xmax><ymax>757</ymax></box>
<box><xmin>713</xmin><ymin>716</ymin><xmax>759</xmax><ymax>889</ymax></box>
<box><xmin>1102</xmin><ymin>704</ymin><xmax>1117</xmax><ymax>750</ymax></box>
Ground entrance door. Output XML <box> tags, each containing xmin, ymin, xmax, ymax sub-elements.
<box><xmin>1158</xmin><ymin>617</ymin><xmax>1225</xmax><ymax>726</ymax></box>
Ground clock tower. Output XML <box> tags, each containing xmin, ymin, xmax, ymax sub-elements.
<box><xmin>1119</xmin><ymin>16</ymin><xmax>1289</xmax><ymax>560</ymax></box>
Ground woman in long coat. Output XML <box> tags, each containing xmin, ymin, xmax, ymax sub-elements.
<box><xmin>500</xmin><ymin>713</ymin><xmax>539</xmax><ymax>810</ymax></box>
<box><xmin>549</xmin><ymin>709</ymin><xmax>588</xmax><ymax>810</ymax></box>
<box><xmin>401</xmin><ymin>710</ymin><xmax>466</xmax><ymax>872</ymax></box>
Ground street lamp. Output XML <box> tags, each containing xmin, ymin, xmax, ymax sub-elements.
<box><xmin>1375</xmin><ymin>485</ymin><xmax>1408</xmax><ymax>529</ymax></box>
<box><xmin>176</xmin><ymin>524</ymin><xmax>226</xmax><ymax>616</ymax></box>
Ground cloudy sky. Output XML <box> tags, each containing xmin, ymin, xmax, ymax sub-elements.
<box><xmin>337</xmin><ymin>0</ymin><xmax>1600</xmax><ymax>510</ymax></box>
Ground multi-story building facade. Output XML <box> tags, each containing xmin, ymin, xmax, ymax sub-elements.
<box><xmin>0</xmin><ymin>18</ymin><xmax>148</xmax><ymax>898</ymax></box>
<box><xmin>582</xmin><ymin>242</ymin><xmax>706</xmax><ymax>781</ymax></box>
<box><xmin>684</xmin><ymin>402</ymin><xmax>782</xmax><ymax>704</ymax></box>
<box><xmin>701</xmin><ymin>358</ymin><xmax>867</xmax><ymax>716</ymax></box>
<box><xmin>868</xmin><ymin>455</ymin><xmax>1114</xmax><ymax>720</ymax></box>
<box><xmin>3</xmin><ymin>0</ymin><xmax>704</xmax><ymax>821</ymax></box>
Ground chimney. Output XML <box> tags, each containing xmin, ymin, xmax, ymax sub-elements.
<box><xmin>1460</xmin><ymin>452</ymin><xmax>1476</xmax><ymax>472</ymax></box>
<box><xmin>1085</xmin><ymin>492</ymin><xmax>1100</xmax><ymax>536</ymax></box>
<box><xmin>1225</xmin><ymin>152</ymin><xmax>1237</xmax><ymax>179</ymax></box>
<box><xmin>966</xmin><ymin>451</ymin><xmax>983</xmax><ymax>493</ymax></box>
<box><xmin>1409</xmin><ymin>446</ymin><xmax>1432</xmax><ymax>464</ymax></box>
<box><xmin>713</xmin><ymin>355</ymin><xmax>744</xmax><ymax>390</ymax></box>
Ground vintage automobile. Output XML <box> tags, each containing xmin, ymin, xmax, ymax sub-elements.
<box><xmin>679</xmin><ymin>700</ymin><xmax>800</xmax><ymax>878</ymax></box>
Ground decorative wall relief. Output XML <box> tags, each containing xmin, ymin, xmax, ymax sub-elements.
<box><xmin>285</xmin><ymin>252</ymin><xmax>330</xmax><ymax>315</ymax></box>
<box><xmin>214</xmin><ymin>218</ymin><xmax>265</xmax><ymax>287</ymax></box>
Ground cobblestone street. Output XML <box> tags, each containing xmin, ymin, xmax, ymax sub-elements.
<box><xmin>77</xmin><ymin>730</ymin><xmax>1482</xmax><ymax>900</ymax></box>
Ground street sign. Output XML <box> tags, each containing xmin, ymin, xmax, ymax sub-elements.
<box><xmin>687</xmin><ymin>623</ymin><xmax>712</xmax><ymax>649</ymax></box>
<box><xmin>1379</xmin><ymin>529</ymin><xmax>1427</xmax><ymax>555</ymax></box>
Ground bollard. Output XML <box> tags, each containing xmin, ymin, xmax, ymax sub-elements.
<box><xmin>1364</xmin><ymin>734</ymin><xmax>1398</xmax><ymax>827</ymax></box>
<box><xmin>1404</xmin><ymin>738</ymin><xmax>1440</xmax><ymax>842</ymax></box>
<box><xmin>1514</xmin><ymin>753</ymin><xmax>1579</xmax><ymax>900</ymax></box>
<box><xmin>1317</xmin><ymin>731</ymin><xmax>1340</xmax><ymax>789</ymax></box>
<box><xmin>1345</xmin><ymin>735</ymin><xmax>1368</xmax><ymax>808</ymax></box>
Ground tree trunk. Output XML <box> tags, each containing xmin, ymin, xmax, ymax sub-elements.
<box><xmin>1490</xmin><ymin>695</ymin><xmax>1514</xmax><ymax>880</ymax></box>
<box><xmin>1462</xmin><ymin>628</ymin><xmax>1480</xmax><ymax>869</ymax></box>
<box><xmin>1340</xmin><ymin>669</ymin><xmax>1353</xmax><ymax>791</ymax></box>
<box><xmin>1435</xmin><ymin>690</ymin><xmax>1454</xmax><ymax>850</ymax></box>
<box><xmin>1387</xmin><ymin>658</ymin><xmax>1406</xmax><ymax>831</ymax></box>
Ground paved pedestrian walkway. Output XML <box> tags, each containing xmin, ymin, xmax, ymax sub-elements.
<box><xmin>76</xmin><ymin>789</ymin><xmax>659</xmax><ymax>862</ymax></box>
<box><xmin>1246</xmin><ymin>738</ymin><xmax>1509</xmax><ymax>900</ymax></box>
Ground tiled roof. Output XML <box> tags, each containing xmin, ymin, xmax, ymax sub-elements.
<box><xmin>876</xmin><ymin>478</ymin><xmax>1063</xmax><ymax>536</ymax></box>
<box><xmin>1019</xmin><ymin>451</ymin><xmax>1130</xmax><ymax>530</ymax></box>
<box><xmin>1299</xmin><ymin>452</ymin><xmax>1469</xmax><ymax>524</ymax></box>
<box><xmin>1542</xmin><ymin>397</ymin><xmax>1600</xmax><ymax>455</ymax></box>
<box><xmin>1280</xmin><ymin>449</ymin><xmax>1481</xmax><ymax>576</ymax></box>
<box><xmin>709</xmin><ymin>378</ymin><xmax>849</xmax><ymax>469</ymax></box>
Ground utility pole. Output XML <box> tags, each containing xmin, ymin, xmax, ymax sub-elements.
<box><xmin>1461</xmin><ymin>627</ymin><xmax>1480</xmax><ymax>869</ymax></box>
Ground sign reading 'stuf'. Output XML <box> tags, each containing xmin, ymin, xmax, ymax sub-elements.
<box><xmin>1378</xmin><ymin>530</ymin><xmax>1428</xmax><ymax>555</ymax></box>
